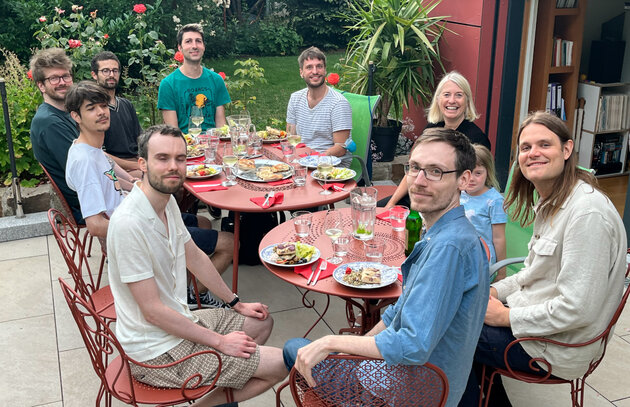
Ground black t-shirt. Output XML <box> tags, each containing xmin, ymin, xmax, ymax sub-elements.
<box><xmin>103</xmin><ymin>97</ymin><xmax>142</xmax><ymax>158</ymax></box>
<box><xmin>426</xmin><ymin>120</ymin><xmax>491</xmax><ymax>150</ymax></box>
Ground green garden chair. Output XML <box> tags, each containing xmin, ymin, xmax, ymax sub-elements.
<box><xmin>339</xmin><ymin>91</ymin><xmax>381</xmax><ymax>186</ymax></box>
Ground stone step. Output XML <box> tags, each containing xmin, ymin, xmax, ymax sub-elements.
<box><xmin>0</xmin><ymin>211</ymin><xmax>51</xmax><ymax>242</ymax></box>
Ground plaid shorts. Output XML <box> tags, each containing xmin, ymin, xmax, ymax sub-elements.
<box><xmin>130</xmin><ymin>308</ymin><xmax>260</xmax><ymax>390</ymax></box>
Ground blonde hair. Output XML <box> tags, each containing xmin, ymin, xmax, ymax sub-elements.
<box><xmin>427</xmin><ymin>71</ymin><xmax>479</xmax><ymax>123</ymax></box>
<box><xmin>473</xmin><ymin>144</ymin><xmax>499</xmax><ymax>190</ymax></box>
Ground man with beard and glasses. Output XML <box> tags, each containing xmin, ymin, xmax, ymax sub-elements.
<box><xmin>283</xmin><ymin>129</ymin><xmax>488</xmax><ymax>407</ymax></box>
<box><xmin>106</xmin><ymin>124</ymin><xmax>288</xmax><ymax>406</ymax></box>
<box><xmin>64</xmin><ymin>81</ymin><xmax>135</xmax><ymax>238</ymax></box>
<box><xmin>29</xmin><ymin>48</ymin><xmax>83</xmax><ymax>223</ymax></box>
<box><xmin>158</xmin><ymin>23</ymin><xmax>230</xmax><ymax>133</ymax></box>
<box><xmin>286</xmin><ymin>46</ymin><xmax>352</xmax><ymax>167</ymax></box>
<box><xmin>90</xmin><ymin>51</ymin><xmax>143</xmax><ymax>178</ymax></box>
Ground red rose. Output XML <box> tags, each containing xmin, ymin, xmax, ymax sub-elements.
<box><xmin>174</xmin><ymin>51</ymin><xmax>184</xmax><ymax>63</ymax></box>
<box><xmin>38</xmin><ymin>16</ymin><xmax>47</xmax><ymax>23</ymax></box>
<box><xmin>218</xmin><ymin>72</ymin><xmax>226</xmax><ymax>80</ymax></box>
<box><xmin>103</xmin><ymin>34</ymin><xmax>109</xmax><ymax>39</ymax></box>
<box><xmin>27</xmin><ymin>70</ymin><xmax>33</xmax><ymax>80</ymax></box>
<box><xmin>133</xmin><ymin>4</ymin><xmax>147</xmax><ymax>13</ymax></box>
<box><xmin>327</xmin><ymin>73</ymin><xmax>340</xmax><ymax>86</ymax></box>
<box><xmin>68</xmin><ymin>39</ymin><xmax>82</xmax><ymax>48</ymax></box>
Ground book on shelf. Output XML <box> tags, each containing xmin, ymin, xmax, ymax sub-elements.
<box><xmin>596</xmin><ymin>94</ymin><xmax>630</xmax><ymax>132</ymax></box>
<box><xmin>551</xmin><ymin>38</ymin><xmax>573</xmax><ymax>66</ymax></box>
<box><xmin>546</xmin><ymin>82</ymin><xmax>564</xmax><ymax>119</ymax></box>
<box><xmin>556</xmin><ymin>0</ymin><xmax>577</xmax><ymax>8</ymax></box>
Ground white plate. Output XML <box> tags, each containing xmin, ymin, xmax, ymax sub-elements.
<box><xmin>333</xmin><ymin>262</ymin><xmax>398</xmax><ymax>289</ymax></box>
<box><xmin>298</xmin><ymin>155</ymin><xmax>342</xmax><ymax>169</ymax></box>
<box><xmin>186</xmin><ymin>164</ymin><xmax>222</xmax><ymax>180</ymax></box>
<box><xmin>236</xmin><ymin>159</ymin><xmax>292</xmax><ymax>183</ymax></box>
<box><xmin>311</xmin><ymin>167</ymin><xmax>357</xmax><ymax>182</ymax></box>
<box><xmin>260</xmin><ymin>243</ymin><xmax>321</xmax><ymax>267</ymax></box>
<box><xmin>262</xmin><ymin>136</ymin><xmax>288</xmax><ymax>143</ymax></box>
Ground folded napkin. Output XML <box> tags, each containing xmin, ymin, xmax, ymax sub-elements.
<box><xmin>189</xmin><ymin>182</ymin><xmax>228</xmax><ymax>192</ymax></box>
<box><xmin>398</xmin><ymin>274</ymin><xmax>403</xmax><ymax>282</ymax></box>
<box><xmin>299</xmin><ymin>151</ymin><xmax>321</xmax><ymax>158</ymax></box>
<box><xmin>294</xmin><ymin>258</ymin><xmax>337</xmax><ymax>281</ymax></box>
<box><xmin>270</xmin><ymin>143</ymin><xmax>282</xmax><ymax>149</ymax></box>
<box><xmin>267</xmin><ymin>178</ymin><xmax>293</xmax><ymax>186</ymax></box>
<box><xmin>321</xmin><ymin>182</ymin><xmax>346</xmax><ymax>192</ymax></box>
<box><xmin>187</xmin><ymin>157</ymin><xmax>205</xmax><ymax>164</ymax></box>
<box><xmin>250</xmin><ymin>192</ymin><xmax>284</xmax><ymax>208</ymax></box>
<box><xmin>295</xmin><ymin>143</ymin><xmax>306</xmax><ymax>148</ymax></box>
<box><xmin>376</xmin><ymin>210</ymin><xmax>391</xmax><ymax>220</ymax></box>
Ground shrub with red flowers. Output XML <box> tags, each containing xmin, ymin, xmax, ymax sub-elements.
<box><xmin>174</xmin><ymin>51</ymin><xmax>184</xmax><ymax>63</ymax></box>
<box><xmin>133</xmin><ymin>4</ymin><xmax>147</xmax><ymax>14</ymax></box>
<box><xmin>34</xmin><ymin>6</ymin><xmax>109</xmax><ymax>80</ymax></box>
<box><xmin>327</xmin><ymin>73</ymin><xmax>340</xmax><ymax>86</ymax></box>
<box><xmin>218</xmin><ymin>72</ymin><xmax>226</xmax><ymax>80</ymax></box>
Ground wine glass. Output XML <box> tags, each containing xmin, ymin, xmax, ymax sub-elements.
<box><xmin>189</xmin><ymin>106</ymin><xmax>204</xmax><ymax>137</ymax></box>
<box><xmin>323</xmin><ymin>210</ymin><xmax>343</xmax><ymax>264</ymax></box>
<box><xmin>317</xmin><ymin>156</ymin><xmax>333</xmax><ymax>195</ymax></box>
<box><xmin>234</xmin><ymin>131</ymin><xmax>248</xmax><ymax>160</ymax></box>
<box><xmin>247</xmin><ymin>124</ymin><xmax>262</xmax><ymax>157</ymax></box>
<box><xmin>221</xmin><ymin>143</ymin><xmax>238</xmax><ymax>187</ymax></box>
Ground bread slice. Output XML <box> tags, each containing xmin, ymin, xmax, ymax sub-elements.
<box><xmin>360</xmin><ymin>267</ymin><xmax>381</xmax><ymax>284</ymax></box>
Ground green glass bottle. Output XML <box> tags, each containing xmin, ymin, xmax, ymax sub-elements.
<box><xmin>405</xmin><ymin>210</ymin><xmax>422</xmax><ymax>256</ymax></box>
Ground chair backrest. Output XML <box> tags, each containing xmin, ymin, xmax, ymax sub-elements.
<box><xmin>339</xmin><ymin>91</ymin><xmax>381</xmax><ymax>184</ymax></box>
<box><xmin>503</xmin><ymin>162</ymin><xmax>534</xmax><ymax>276</ymax></box>
<box><xmin>48</xmin><ymin>209</ymin><xmax>103</xmax><ymax>302</ymax></box>
<box><xmin>58</xmin><ymin>277</ymin><xmax>134</xmax><ymax>401</ymax></box>
<box><xmin>40</xmin><ymin>163</ymin><xmax>80</xmax><ymax>228</ymax></box>
<box><xmin>289</xmin><ymin>355</ymin><xmax>448</xmax><ymax>407</ymax></box>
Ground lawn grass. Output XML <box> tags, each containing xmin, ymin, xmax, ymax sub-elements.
<box><xmin>206</xmin><ymin>51</ymin><xmax>345</xmax><ymax>130</ymax></box>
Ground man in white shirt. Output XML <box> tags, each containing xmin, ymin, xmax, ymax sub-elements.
<box><xmin>107</xmin><ymin>124</ymin><xmax>287</xmax><ymax>405</ymax></box>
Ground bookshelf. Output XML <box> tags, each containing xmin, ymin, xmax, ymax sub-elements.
<box><xmin>577</xmin><ymin>82</ymin><xmax>630</xmax><ymax>176</ymax></box>
<box><xmin>528</xmin><ymin>0</ymin><xmax>586</xmax><ymax>131</ymax></box>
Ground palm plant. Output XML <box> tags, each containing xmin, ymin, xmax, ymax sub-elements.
<box><xmin>340</xmin><ymin>0</ymin><xmax>446</xmax><ymax>128</ymax></box>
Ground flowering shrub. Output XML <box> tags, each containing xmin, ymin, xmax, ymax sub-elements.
<box><xmin>34</xmin><ymin>6</ymin><xmax>110</xmax><ymax>80</ymax></box>
<box><xmin>124</xmin><ymin>2</ymin><xmax>175</xmax><ymax>126</ymax></box>
<box><xmin>0</xmin><ymin>48</ymin><xmax>43</xmax><ymax>187</ymax></box>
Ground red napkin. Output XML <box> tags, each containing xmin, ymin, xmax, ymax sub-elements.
<box><xmin>250</xmin><ymin>192</ymin><xmax>284</xmax><ymax>208</ymax></box>
<box><xmin>376</xmin><ymin>210</ymin><xmax>391</xmax><ymax>220</ymax></box>
<box><xmin>189</xmin><ymin>182</ymin><xmax>228</xmax><ymax>192</ymax></box>
<box><xmin>321</xmin><ymin>182</ymin><xmax>345</xmax><ymax>192</ymax></box>
<box><xmin>294</xmin><ymin>258</ymin><xmax>337</xmax><ymax>281</ymax></box>
<box><xmin>267</xmin><ymin>179</ymin><xmax>293</xmax><ymax>186</ymax></box>
<box><xmin>295</xmin><ymin>143</ymin><xmax>306</xmax><ymax>148</ymax></box>
<box><xmin>299</xmin><ymin>151</ymin><xmax>321</xmax><ymax>158</ymax></box>
<box><xmin>270</xmin><ymin>143</ymin><xmax>282</xmax><ymax>149</ymax></box>
<box><xmin>398</xmin><ymin>274</ymin><xmax>403</xmax><ymax>282</ymax></box>
<box><xmin>187</xmin><ymin>157</ymin><xmax>205</xmax><ymax>164</ymax></box>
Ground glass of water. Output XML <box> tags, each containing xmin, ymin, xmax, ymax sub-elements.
<box><xmin>333</xmin><ymin>233</ymin><xmax>350</xmax><ymax>258</ymax></box>
<box><xmin>364</xmin><ymin>240</ymin><xmax>385</xmax><ymax>263</ymax></box>
<box><xmin>292</xmin><ymin>211</ymin><xmax>312</xmax><ymax>239</ymax></box>
<box><xmin>293</xmin><ymin>165</ymin><xmax>307</xmax><ymax>187</ymax></box>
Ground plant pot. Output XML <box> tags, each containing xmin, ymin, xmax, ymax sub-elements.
<box><xmin>371</xmin><ymin>120</ymin><xmax>402</xmax><ymax>162</ymax></box>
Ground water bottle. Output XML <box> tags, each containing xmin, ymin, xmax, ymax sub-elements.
<box><xmin>405</xmin><ymin>210</ymin><xmax>422</xmax><ymax>256</ymax></box>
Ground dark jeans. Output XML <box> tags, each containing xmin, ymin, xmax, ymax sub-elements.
<box><xmin>459</xmin><ymin>325</ymin><xmax>550</xmax><ymax>407</ymax></box>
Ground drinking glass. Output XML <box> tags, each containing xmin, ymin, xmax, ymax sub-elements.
<box><xmin>292</xmin><ymin>165</ymin><xmax>307</xmax><ymax>187</ymax></box>
<box><xmin>323</xmin><ymin>210</ymin><xmax>343</xmax><ymax>264</ymax></box>
<box><xmin>207</xmin><ymin>129</ymin><xmax>221</xmax><ymax>149</ymax></box>
<box><xmin>350</xmin><ymin>187</ymin><xmax>378</xmax><ymax>240</ymax></box>
<box><xmin>292</xmin><ymin>211</ymin><xmax>312</xmax><ymax>239</ymax></box>
<box><xmin>287</xmin><ymin>132</ymin><xmax>302</xmax><ymax>147</ymax></box>
<box><xmin>234</xmin><ymin>131</ymin><xmax>248</xmax><ymax>159</ymax></box>
<box><xmin>333</xmin><ymin>233</ymin><xmax>350</xmax><ymax>258</ymax></box>
<box><xmin>389</xmin><ymin>205</ymin><xmax>410</xmax><ymax>232</ymax></box>
<box><xmin>317</xmin><ymin>156</ymin><xmax>333</xmax><ymax>195</ymax></box>
<box><xmin>189</xmin><ymin>106</ymin><xmax>203</xmax><ymax>136</ymax></box>
<box><xmin>364</xmin><ymin>240</ymin><xmax>385</xmax><ymax>263</ymax></box>
<box><xmin>246</xmin><ymin>124</ymin><xmax>262</xmax><ymax>157</ymax></box>
<box><xmin>221</xmin><ymin>143</ymin><xmax>238</xmax><ymax>186</ymax></box>
<box><xmin>280</xmin><ymin>140</ymin><xmax>295</xmax><ymax>163</ymax></box>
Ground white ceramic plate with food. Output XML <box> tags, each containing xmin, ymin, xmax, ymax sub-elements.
<box><xmin>186</xmin><ymin>164</ymin><xmax>222</xmax><ymax>180</ymax></box>
<box><xmin>297</xmin><ymin>155</ymin><xmax>342</xmax><ymax>169</ymax></box>
<box><xmin>186</xmin><ymin>144</ymin><xmax>204</xmax><ymax>159</ymax></box>
<box><xmin>311</xmin><ymin>167</ymin><xmax>356</xmax><ymax>182</ymax></box>
<box><xmin>333</xmin><ymin>262</ymin><xmax>398</xmax><ymax>289</ymax></box>
<box><xmin>260</xmin><ymin>242</ymin><xmax>320</xmax><ymax>267</ymax></box>
<box><xmin>236</xmin><ymin>159</ymin><xmax>292</xmax><ymax>182</ymax></box>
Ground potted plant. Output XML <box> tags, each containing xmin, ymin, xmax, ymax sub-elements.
<box><xmin>340</xmin><ymin>0</ymin><xmax>446</xmax><ymax>161</ymax></box>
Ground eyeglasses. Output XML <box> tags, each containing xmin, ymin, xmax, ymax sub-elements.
<box><xmin>98</xmin><ymin>68</ymin><xmax>120</xmax><ymax>76</ymax></box>
<box><xmin>44</xmin><ymin>74</ymin><xmax>73</xmax><ymax>85</ymax></box>
<box><xmin>404</xmin><ymin>163</ymin><xmax>457</xmax><ymax>181</ymax></box>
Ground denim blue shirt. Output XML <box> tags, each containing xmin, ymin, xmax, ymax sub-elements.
<box><xmin>375</xmin><ymin>205</ymin><xmax>489</xmax><ymax>406</ymax></box>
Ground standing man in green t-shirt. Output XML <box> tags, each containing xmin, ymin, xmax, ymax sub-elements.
<box><xmin>158</xmin><ymin>23</ymin><xmax>230</xmax><ymax>133</ymax></box>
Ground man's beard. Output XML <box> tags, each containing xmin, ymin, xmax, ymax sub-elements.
<box><xmin>147</xmin><ymin>168</ymin><xmax>183</xmax><ymax>195</ymax></box>
<box><xmin>99</xmin><ymin>78</ymin><xmax>118</xmax><ymax>90</ymax></box>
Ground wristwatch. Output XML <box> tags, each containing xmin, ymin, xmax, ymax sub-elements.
<box><xmin>226</xmin><ymin>294</ymin><xmax>240</xmax><ymax>308</ymax></box>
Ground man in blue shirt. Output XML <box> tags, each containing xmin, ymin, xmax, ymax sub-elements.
<box><xmin>283</xmin><ymin>128</ymin><xmax>489</xmax><ymax>406</ymax></box>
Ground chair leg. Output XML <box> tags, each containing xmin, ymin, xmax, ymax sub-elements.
<box><xmin>190</xmin><ymin>274</ymin><xmax>202</xmax><ymax>309</ymax></box>
<box><xmin>276</xmin><ymin>379</ymin><xmax>290</xmax><ymax>407</ymax></box>
<box><xmin>570</xmin><ymin>378</ymin><xmax>585</xmax><ymax>407</ymax></box>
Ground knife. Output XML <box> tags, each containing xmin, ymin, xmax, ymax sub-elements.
<box><xmin>311</xmin><ymin>260</ymin><xmax>328</xmax><ymax>286</ymax></box>
<box><xmin>306</xmin><ymin>262</ymin><xmax>318</xmax><ymax>285</ymax></box>
<box><xmin>192</xmin><ymin>183</ymin><xmax>222</xmax><ymax>188</ymax></box>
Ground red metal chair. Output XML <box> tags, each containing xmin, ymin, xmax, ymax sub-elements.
<box><xmin>479</xmin><ymin>252</ymin><xmax>630</xmax><ymax>407</ymax></box>
<box><xmin>280</xmin><ymin>355</ymin><xmax>448</xmax><ymax>407</ymax></box>
<box><xmin>48</xmin><ymin>208</ymin><xmax>115</xmax><ymax>322</ymax></box>
<box><xmin>40</xmin><ymin>163</ymin><xmax>103</xmax><ymax>267</ymax></box>
<box><xmin>58</xmin><ymin>278</ymin><xmax>231</xmax><ymax>406</ymax></box>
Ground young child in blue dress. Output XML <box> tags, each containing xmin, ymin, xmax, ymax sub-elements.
<box><xmin>460</xmin><ymin>144</ymin><xmax>507</xmax><ymax>280</ymax></box>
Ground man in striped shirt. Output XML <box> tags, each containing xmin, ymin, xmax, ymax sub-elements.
<box><xmin>286</xmin><ymin>47</ymin><xmax>353</xmax><ymax>167</ymax></box>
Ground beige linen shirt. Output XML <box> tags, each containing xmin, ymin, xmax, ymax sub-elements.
<box><xmin>493</xmin><ymin>180</ymin><xmax>627</xmax><ymax>379</ymax></box>
<box><xmin>107</xmin><ymin>182</ymin><xmax>196</xmax><ymax>361</ymax></box>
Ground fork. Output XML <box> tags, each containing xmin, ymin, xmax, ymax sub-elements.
<box><xmin>262</xmin><ymin>192</ymin><xmax>270</xmax><ymax>207</ymax></box>
<box><xmin>311</xmin><ymin>260</ymin><xmax>328</xmax><ymax>285</ymax></box>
